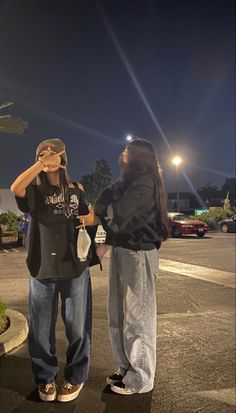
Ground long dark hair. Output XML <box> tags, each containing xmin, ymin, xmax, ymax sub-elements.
<box><xmin>119</xmin><ymin>138</ymin><xmax>169</xmax><ymax>240</ymax></box>
<box><xmin>36</xmin><ymin>157</ymin><xmax>71</xmax><ymax>210</ymax></box>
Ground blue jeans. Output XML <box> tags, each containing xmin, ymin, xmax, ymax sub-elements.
<box><xmin>109</xmin><ymin>247</ymin><xmax>158</xmax><ymax>393</ymax></box>
<box><xmin>28</xmin><ymin>269</ymin><xmax>92</xmax><ymax>385</ymax></box>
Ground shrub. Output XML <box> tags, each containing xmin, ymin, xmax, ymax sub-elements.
<box><xmin>0</xmin><ymin>210</ymin><xmax>18</xmax><ymax>232</ymax></box>
<box><xmin>0</xmin><ymin>299</ymin><xmax>8</xmax><ymax>335</ymax></box>
<box><xmin>191</xmin><ymin>208</ymin><xmax>235</xmax><ymax>230</ymax></box>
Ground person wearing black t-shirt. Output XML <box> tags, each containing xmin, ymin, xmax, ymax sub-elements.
<box><xmin>11</xmin><ymin>138</ymin><xmax>94</xmax><ymax>403</ymax></box>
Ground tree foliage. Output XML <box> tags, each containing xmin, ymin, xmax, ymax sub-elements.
<box><xmin>80</xmin><ymin>159</ymin><xmax>113</xmax><ymax>205</ymax></box>
<box><xmin>0</xmin><ymin>210</ymin><xmax>18</xmax><ymax>231</ymax></box>
<box><xmin>197</xmin><ymin>178</ymin><xmax>236</xmax><ymax>210</ymax></box>
<box><xmin>223</xmin><ymin>192</ymin><xmax>231</xmax><ymax>212</ymax></box>
<box><xmin>0</xmin><ymin>101</ymin><xmax>28</xmax><ymax>135</ymax></box>
<box><xmin>197</xmin><ymin>182</ymin><xmax>221</xmax><ymax>201</ymax></box>
<box><xmin>221</xmin><ymin>177</ymin><xmax>236</xmax><ymax>207</ymax></box>
<box><xmin>193</xmin><ymin>208</ymin><xmax>234</xmax><ymax>230</ymax></box>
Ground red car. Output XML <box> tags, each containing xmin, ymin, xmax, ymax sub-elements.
<box><xmin>168</xmin><ymin>212</ymin><xmax>209</xmax><ymax>237</ymax></box>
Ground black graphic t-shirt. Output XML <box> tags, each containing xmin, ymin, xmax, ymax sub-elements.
<box><xmin>15</xmin><ymin>183</ymin><xmax>92</xmax><ymax>279</ymax></box>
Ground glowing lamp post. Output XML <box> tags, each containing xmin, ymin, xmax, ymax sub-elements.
<box><xmin>172</xmin><ymin>156</ymin><xmax>182</xmax><ymax>212</ymax></box>
<box><xmin>126</xmin><ymin>134</ymin><xmax>133</xmax><ymax>142</ymax></box>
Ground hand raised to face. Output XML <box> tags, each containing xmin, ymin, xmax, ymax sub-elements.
<box><xmin>38</xmin><ymin>148</ymin><xmax>66</xmax><ymax>170</ymax></box>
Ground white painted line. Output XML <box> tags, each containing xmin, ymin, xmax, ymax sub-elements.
<box><xmin>12</xmin><ymin>248</ymin><xmax>19</xmax><ymax>253</ymax></box>
<box><xmin>160</xmin><ymin>259</ymin><xmax>235</xmax><ymax>289</ymax></box>
<box><xmin>3</xmin><ymin>249</ymin><xmax>9</xmax><ymax>253</ymax></box>
<box><xmin>197</xmin><ymin>388</ymin><xmax>235</xmax><ymax>406</ymax></box>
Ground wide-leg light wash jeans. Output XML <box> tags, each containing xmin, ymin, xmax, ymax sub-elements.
<box><xmin>108</xmin><ymin>246</ymin><xmax>158</xmax><ymax>393</ymax></box>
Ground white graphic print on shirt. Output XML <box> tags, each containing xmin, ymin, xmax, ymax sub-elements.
<box><xmin>45</xmin><ymin>192</ymin><xmax>79</xmax><ymax>218</ymax></box>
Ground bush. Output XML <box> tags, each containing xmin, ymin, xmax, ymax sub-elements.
<box><xmin>0</xmin><ymin>210</ymin><xmax>18</xmax><ymax>232</ymax></box>
<box><xmin>191</xmin><ymin>208</ymin><xmax>235</xmax><ymax>230</ymax></box>
<box><xmin>0</xmin><ymin>299</ymin><xmax>8</xmax><ymax>335</ymax></box>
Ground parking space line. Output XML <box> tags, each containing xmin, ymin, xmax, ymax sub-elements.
<box><xmin>0</xmin><ymin>247</ymin><xmax>22</xmax><ymax>253</ymax></box>
<box><xmin>160</xmin><ymin>259</ymin><xmax>235</xmax><ymax>289</ymax></box>
<box><xmin>197</xmin><ymin>387</ymin><xmax>235</xmax><ymax>406</ymax></box>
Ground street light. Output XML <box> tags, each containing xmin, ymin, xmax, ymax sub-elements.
<box><xmin>126</xmin><ymin>134</ymin><xmax>133</xmax><ymax>142</ymax></box>
<box><xmin>172</xmin><ymin>156</ymin><xmax>182</xmax><ymax>212</ymax></box>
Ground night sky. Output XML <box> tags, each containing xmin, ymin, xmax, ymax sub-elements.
<box><xmin>0</xmin><ymin>0</ymin><xmax>235</xmax><ymax>193</ymax></box>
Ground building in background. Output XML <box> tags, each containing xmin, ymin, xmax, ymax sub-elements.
<box><xmin>167</xmin><ymin>191</ymin><xmax>227</xmax><ymax>215</ymax></box>
<box><xmin>0</xmin><ymin>189</ymin><xmax>20</xmax><ymax>215</ymax></box>
<box><xmin>168</xmin><ymin>192</ymin><xmax>203</xmax><ymax>215</ymax></box>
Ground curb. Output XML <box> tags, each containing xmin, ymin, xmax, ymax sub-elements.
<box><xmin>0</xmin><ymin>309</ymin><xmax>29</xmax><ymax>356</ymax></box>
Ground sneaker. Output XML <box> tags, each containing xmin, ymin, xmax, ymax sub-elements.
<box><xmin>38</xmin><ymin>383</ymin><xmax>57</xmax><ymax>401</ymax></box>
<box><xmin>106</xmin><ymin>372</ymin><xmax>124</xmax><ymax>386</ymax></box>
<box><xmin>111</xmin><ymin>381</ymin><xmax>135</xmax><ymax>395</ymax></box>
<box><xmin>57</xmin><ymin>381</ymin><xmax>85</xmax><ymax>402</ymax></box>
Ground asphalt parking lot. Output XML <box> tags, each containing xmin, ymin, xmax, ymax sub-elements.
<box><xmin>0</xmin><ymin>231</ymin><xmax>235</xmax><ymax>413</ymax></box>
<box><xmin>160</xmin><ymin>231</ymin><xmax>235</xmax><ymax>273</ymax></box>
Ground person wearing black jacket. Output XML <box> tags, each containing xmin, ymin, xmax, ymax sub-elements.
<box><xmin>79</xmin><ymin>138</ymin><xmax>169</xmax><ymax>395</ymax></box>
<box><xmin>11</xmin><ymin>138</ymin><xmax>97</xmax><ymax>403</ymax></box>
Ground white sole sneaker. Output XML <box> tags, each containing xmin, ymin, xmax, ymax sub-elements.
<box><xmin>57</xmin><ymin>382</ymin><xmax>85</xmax><ymax>402</ymax></box>
<box><xmin>38</xmin><ymin>387</ymin><xmax>57</xmax><ymax>401</ymax></box>
<box><xmin>106</xmin><ymin>376</ymin><xmax>124</xmax><ymax>386</ymax></box>
<box><xmin>111</xmin><ymin>383</ymin><xmax>135</xmax><ymax>395</ymax></box>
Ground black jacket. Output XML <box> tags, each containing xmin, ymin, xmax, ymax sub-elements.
<box><xmin>94</xmin><ymin>173</ymin><xmax>162</xmax><ymax>251</ymax></box>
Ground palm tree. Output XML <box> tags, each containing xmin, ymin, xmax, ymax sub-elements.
<box><xmin>0</xmin><ymin>101</ymin><xmax>28</xmax><ymax>135</ymax></box>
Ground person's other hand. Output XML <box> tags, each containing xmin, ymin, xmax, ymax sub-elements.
<box><xmin>77</xmin><ymin>207</ymin><xmax>100</xmax><ymax>228</ymax></box>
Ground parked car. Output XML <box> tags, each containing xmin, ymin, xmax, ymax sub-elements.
<box><xmin>17</xmin><ymin>214</ymin><xmax>30</xmax><ymax>247</ymax></box>
<box><xmin>219</xmin><ymin>215</ymin><xmax>236</xmax><ymax>233</ymax></box>
<box><xmin>95</xmin><ymin>225</ymin><xmax>106</xmax><ymax>244</ymax></box>
<box><xmin>168</xmin><ymin>212</ymin><xmax>209</xmax><ymax>237</ymax></box>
